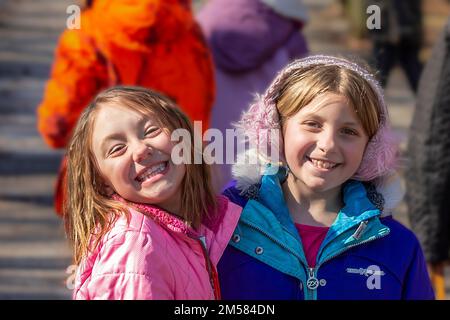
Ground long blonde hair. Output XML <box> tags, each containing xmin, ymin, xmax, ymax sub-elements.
<box><xmin>64</xmin><ymin>86</ymin><xmax>217</xmax><ymax>264</ymax></box>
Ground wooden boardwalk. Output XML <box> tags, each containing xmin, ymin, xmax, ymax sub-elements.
<box><xmin>0</xmin><ymin>0</ymin><xmax>72</xmax><ymax>299</ymax></box>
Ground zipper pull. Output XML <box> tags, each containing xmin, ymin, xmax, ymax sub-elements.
<box><xmin>352</xmin><ymin>220</ymin><xmax>368</xmax><ymax>240</ymax></box>
<box><xmin>199</xmin><ymin>236</ymin><xmax>207</xmax><ymax>247</ymax></box>
<box><xmin>306</xmin><ymin>267</ymin><xmax>319</xmax><ymax>290</ymax></box>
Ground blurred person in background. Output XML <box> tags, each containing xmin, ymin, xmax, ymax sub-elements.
<box><xmin>367</xmin><ymin>0</ymin><xmax>423</xmax><ymax>92</ymax></box>
<box><xmin>37</xmin><ymin>0</ymin><xmax>215</xmax><ymax>216</ymax></box>
<box><xmin>197</xmin><ymin>0</ymin><xmax>309</xmax><ymax>189</ymax></box>
<box><xmin>406</xmin><ymin>16</ymin><xmax>450</xmax><ymax>300</ymax></box>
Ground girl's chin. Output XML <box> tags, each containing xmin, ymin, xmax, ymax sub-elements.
<box><xmin>294</xmin><ymin>175</ymin><xmax>337</xmax><ymax>192</ymax></box>
<box><xmin>126</xmin><ymin>190</ymin><xmax>173</xmax><ymax>205</ymax></box>
<box><xmin>306</xmin><ymin>177</ymin><xmax>352</xmax><ymax>193</ymax></box>
<box><xmin>304</xmin><ymin>182</ymin><xmax>330</xmax><ymax>192</ymax></box>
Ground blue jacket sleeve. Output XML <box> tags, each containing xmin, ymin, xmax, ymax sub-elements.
<box><xmin>402</xmin><ymin>241</ymin><xmax>435</xmax><ymax>300</ymax></box>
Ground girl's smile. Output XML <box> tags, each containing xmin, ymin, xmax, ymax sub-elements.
<box><xmin>135</xmin><ymin>161</ymin><xmax>169</xmax><ymax>185</ymax></box>
<box><xmin>305</xmin><ymin>156</ymin><xmax>341</xmax><ymax>171</ymax></box>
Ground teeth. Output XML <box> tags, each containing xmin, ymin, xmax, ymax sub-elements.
<box><xmin>310</xmin><ymin>158</ymin><xmax>337</xmax><ymax>169</ymax></box>
<box><xmin>137</xmin><ymin>162</ymin><xmax>167</xmax><ymax>182</ymax></box>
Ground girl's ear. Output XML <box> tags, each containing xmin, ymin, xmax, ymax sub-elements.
<box><xmin>103</xmin><ymin>184</ymin><xmax>115</xmax><ymax>196</ymax></box>
<box><xmin>98</xmin><ymin>179</ymin><xmax>114</xmax><ymax>196</ymax></box>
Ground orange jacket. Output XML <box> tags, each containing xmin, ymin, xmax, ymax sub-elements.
<box><xmin>38</xmin><ymin>0</ymin><xmax>215</xmax><ymax>148</ymax></box>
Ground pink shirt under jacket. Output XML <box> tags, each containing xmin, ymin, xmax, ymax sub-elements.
<box><xmin>73</xmin><ymin>196</ymin><xmax>241</xmax><ymax>300</ymax></box>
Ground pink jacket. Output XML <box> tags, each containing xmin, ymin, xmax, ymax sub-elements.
<box><xmin>73</xmin><ymin>196</ymin><xmax>241</xmax><ymax>299</ymax></box>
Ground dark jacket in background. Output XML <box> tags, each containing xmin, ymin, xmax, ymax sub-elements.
<box><xmin>406</xmin><ymin>18</ymin><xmax>450</xmax><ymax>264</ymax></box>
<box><xmin>368</xmin><ymin>0</ymin><xmax>422</xmax><ymax>46</ymax></box>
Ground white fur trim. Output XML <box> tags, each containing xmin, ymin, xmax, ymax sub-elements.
<box><xmin>232</xmin><ymin>148</ymin><xmax>275</xmax><ymax>191</ymax></box>
<box><xmin>373</xmin><ymin>172</ymin><xmax>405</xmax><ymax>217</ymax></box>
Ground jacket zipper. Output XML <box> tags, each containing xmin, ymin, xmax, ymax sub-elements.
<box><xmin>305</xmin><ymin>232</ymin><xmax>390</xmax><ymax>299</ymax></box>
<box><xmin>197</xmin><ymin>237</ymin><xmax>221</xmax><ymax>300</ymax></box>
<box><xmin>317</xmin><ymin>232</ymin><xmax>389</xmax><ymax>269</ymax></box>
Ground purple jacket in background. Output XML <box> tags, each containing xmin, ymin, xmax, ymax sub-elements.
<box><xmin>196</xmin><ymin>0</ymin><xmax>308</xmax><ymax>188</ymax></box>
<box><xmin>197</xmin><ymin>0</ymin><xmax>306</xmax><ymax>73</ymax></box>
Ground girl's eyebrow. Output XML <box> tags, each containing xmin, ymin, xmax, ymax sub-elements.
<box><xmin>300</xmin><ymin>112</ymin><xmax>324</xmax><ymax>120</ymax></box>
<box><xmin>100</xmin><ymin>133</ymin><xmax>125</xmax><ymax>152</ymax></box>
<box><xmin>99</xmin><ymin>117</ymin><xmax>154</xmax><ymax>152</ymax></box>
<box><xmin>300</xmin><ymin>113</ymin><xmax>360</xmax><ymax>127</ymax></box>
<box><xmin>341</xmin><ymin>121</ymin><xmax>360</xmax><ymax>127</ymax></box>
<box><xmin>137</xmin><ymin>114</ymin><xmax>155</xmax><ymax>125</ymax></box>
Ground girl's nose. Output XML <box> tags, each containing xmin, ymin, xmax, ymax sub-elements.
<box><xmin>132</xmin><ymin>141</ymin><xmax>152</xmax><ymax>163</ymax></box>
<box><xmin>317</xmin><ymin>130</ymin><xmax>337</xmax><ymax>153</ymax></box>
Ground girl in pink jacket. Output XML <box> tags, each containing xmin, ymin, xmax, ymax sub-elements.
<box><xmin>64</xmin><ymin>86</ymin><xmax>241</xmax><ymax>299</ymax></box>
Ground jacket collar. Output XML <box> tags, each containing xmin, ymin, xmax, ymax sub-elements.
<box><xmin>112</xmin><ymin>194</ymin><xmax>241</xmax><ymax>266</ymax></box>
<box><xmin>255</xmin><ymin>166</ymin><xmax>381</xmax><ymax>226</ymax></box>
<box><xmin>112</xmin><ymin>194</ymin><xmax>196</xmax><ymax>236</ymax></box>
<box><xmin>240</xmin><ymin>168</ymin><xmax>386</xmax><ymax>251</ymax></box>
<box><xmin>112</xmin><ymin>194</ymin><xmax>235</xmax><ymax>239</ymax></box>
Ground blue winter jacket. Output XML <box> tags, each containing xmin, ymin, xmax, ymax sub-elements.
<box><xmin>218</xmin><ymin>172</ymin><xmax>435</xmax><ymax>300</ymax></box>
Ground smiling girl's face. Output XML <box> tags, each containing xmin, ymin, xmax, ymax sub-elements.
<box><xmin>91</xmin><ymin>103</ymin><xmax>186</xmax><ymax>211</ymax></box>
<box><xmin>283</xmin><ymin>93</ymin><xmax>369</xmax><ymax>194</ymax></box>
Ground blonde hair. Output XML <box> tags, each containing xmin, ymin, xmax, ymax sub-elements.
<box><xmin>64</xmin><ymin>86</ymin><xmax>217</xmax><ymax>264</ymax></box>
<box><xmin>276</xmin><ymin>64</ymin><xmax>381</xmax><ymax>138</ymax></box>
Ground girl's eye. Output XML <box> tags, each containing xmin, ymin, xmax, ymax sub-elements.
<box><xmin>108</xmin><ymin>145</ymin><xmax>125</xmax><ymax>156</ymax></box>
<box><xmin>303</xmin><ymin>121</ymin><xmax>321</xmax><ymax>128</ymax></box>
<box><xmin>145</xmin><ymin>127</ymin><xmax>161</xmax><ymax>137</ymax></box>
<box><xmin>342</xmin><ymin>128</ymin><xmax>358</xmax><ymax>136</ymax></box>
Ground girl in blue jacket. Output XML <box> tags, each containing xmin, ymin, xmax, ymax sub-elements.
<box><xmin>218</xmin><ymin>55</ymin><xmax>435</xmax><ymax>300</ymax></box>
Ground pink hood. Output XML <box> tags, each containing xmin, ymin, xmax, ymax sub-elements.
<box><xmin>73</xmin><ymin>196</ymin><xmax>241</xmax><ymax>300</ymax></box>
